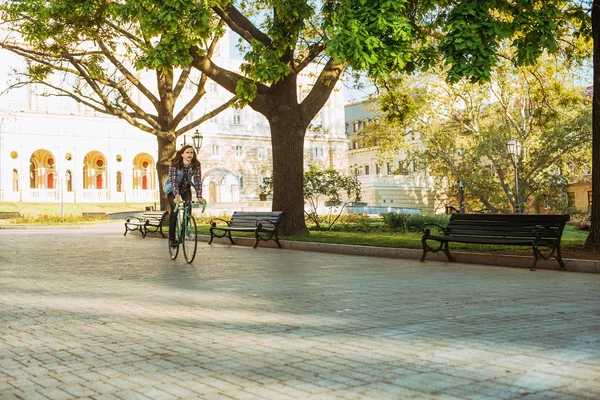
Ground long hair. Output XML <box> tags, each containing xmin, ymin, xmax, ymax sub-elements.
<box><xmin>170</xmin><ymin>145</ymin><xmax>201</xmax><ymax>170</ymax></box>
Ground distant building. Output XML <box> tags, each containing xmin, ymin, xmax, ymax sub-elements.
<box><xmin>345</xmin><ymin>100</ymin><xmax>439</xmax><ymax>213</ymax></box>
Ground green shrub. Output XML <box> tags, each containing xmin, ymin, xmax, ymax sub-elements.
<box><xmin>382</xmin><ymin>212</ymin><xmax>450</xmax><ymax>232</ymax></box>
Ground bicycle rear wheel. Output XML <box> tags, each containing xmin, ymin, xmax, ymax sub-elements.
<box><xmin>182</xmin><ymin>214</ymin><xmax>198</xmax><ymax>263</ymax></box>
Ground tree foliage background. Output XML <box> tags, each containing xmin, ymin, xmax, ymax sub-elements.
<box><xmin>362</xmin><ymin>58</ymin><xmax>591</xmax><ymax>215</ymax></box>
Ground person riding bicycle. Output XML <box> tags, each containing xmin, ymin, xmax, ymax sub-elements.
<box><xmin>164</xmin><ymin>144</ymin><xmax>203</xmax><ymax>248</ymax></box>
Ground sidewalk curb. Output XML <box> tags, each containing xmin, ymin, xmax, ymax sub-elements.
<box><xmin>200</xmin><ymin>235</ymin><xmax>600</xmax><ymax>274</ymax></box>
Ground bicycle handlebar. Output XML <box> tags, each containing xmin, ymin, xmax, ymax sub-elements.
<box><xmin>174</xmin><ymin>198</ymin><xmax>207</xmax><ymax>213</ymax></box>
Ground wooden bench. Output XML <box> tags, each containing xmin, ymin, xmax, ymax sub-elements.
<box><xmin>0</xmin><ymin>211</ymin><xmax>21</xmax><ymax>219</ymax></box>
<box><xmin>421</xmin><ymin>213</ymin><xmax>570</xmax><ymax>271</ymax></box>
<box><xmin>209</xmin><ymin>211</ymin><xmax>285</xmax><ymax>248</ymax></box>
<box><xmin>124</xmin><ymin>211</ymin><xmax>168</xmax><ymax>238</ymax></box>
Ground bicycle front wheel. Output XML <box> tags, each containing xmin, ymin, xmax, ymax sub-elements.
<box><xmin>182</xmin><ymin>214</ymin><xmax>198</xmax><ymax>263</ymax></box>
<box><xmin>168</xmin><ymin>234</ymin><xmax>179</xmax><ymax>260</ymax></box>
<box><xmin>168</xmin><ymin>211</ymin><xmax>182</xmax><ymax>260</ymax></box>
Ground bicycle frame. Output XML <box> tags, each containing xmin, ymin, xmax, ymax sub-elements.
<box><xmin>174</xmin><ymin>201</ymin><xmax>192</xmax><ymax>244</ymax></box>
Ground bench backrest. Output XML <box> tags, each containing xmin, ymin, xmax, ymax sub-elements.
<box><xmin>142</xmin><ymin>211</ymin><xmax>168</xmax><ymax>224</ymax></box>
<box><xmin>446</xmin><ymin>213</ymin><xmax>570</xmax><ymax>241</ymax></box>
<box><xmin>229</xmin><ymin>211</ymin><xmax>284</xmax><ymax>228</ymax></box>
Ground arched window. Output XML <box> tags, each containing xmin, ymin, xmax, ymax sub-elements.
<box><xmin>96</xmin><ymin>174</ymin><xmax>103</xmax><ymax>189</ymax></box>
<box><xmin>12</xmin><ymin>169</ymin><xmax>19</xmax><ymax>191</ymax></box>
<box><xmin>66</xmin><ymin>170</ymin><xmax>73</xmax><ymax>192</ymax></box>
<box><xmin>116</xmin><ymin>171</ymin><xmax>123</xmax><ymax>192</ymax></box>
<box><xmin>47</xmin><ymin>173</ymin><xmax>54</xmax><ymax>189</ymax></box>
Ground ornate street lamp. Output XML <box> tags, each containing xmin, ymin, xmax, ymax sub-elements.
<box><xmin>192</xmin><ymin>129</ymin><xmax>203</xmax><ymax>153</ymax></box>
<box><xmin>507</xmin><ymin>139</ymin><xmax>522</xmax><ymax>213</ymax></box>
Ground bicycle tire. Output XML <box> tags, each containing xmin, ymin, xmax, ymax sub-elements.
<box><xmin>168</xmin><ymin>209</ymin><xmax>182</xmax><ymax>260</ymax></box>
<box><xmin>182</xmin><ymin>214</ymin><xmax>198</xmax><ymax>264</ymax></box>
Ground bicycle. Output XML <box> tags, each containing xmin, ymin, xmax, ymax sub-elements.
<box><xmin>168</xmin><ymin>199</ymin><xmax>206</xmax><ymax>263</ymax></box>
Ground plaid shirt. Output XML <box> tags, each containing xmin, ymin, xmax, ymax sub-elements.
<box><xmin>168</xmin><ymin>163</ymin><xmax>202</xmax><ymax>197</ymax></box>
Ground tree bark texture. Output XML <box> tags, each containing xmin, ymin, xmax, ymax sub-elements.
<box><xmin>267</xmin><ymin>80</ymin><xmax>310</xmax><ymax>237</ymax></box>
<box><xmin>585</xmin><ymin>0</ymin><xmax>600</xmax><ymax>252</ymax></box>
<box><xmin>156</xmin><ymin>135</ymin><xmax>177</xmax><ymax>213</ymax></box>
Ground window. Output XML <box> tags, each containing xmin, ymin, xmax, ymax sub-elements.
<box><xmin>232</xmin><ymin>109</ymin><xmax>241</xmax><ymax>125</ymax></box>
<box><xmin>211</xmin><ymin>144</ymin><xmax>220</xmax><ymax>156</ymax></box>
<box><xmin>238</xmin><ymin>173</ymin><xmax>244</xmax><ymax>189</ymax></box>
<box><xmin>209</xmin><ymin>82</ymin><xmax>217</xmax><ymax>92</ymax></box>
<box><xmin>258</xmin><ymin>147</ymin><xmax>267</xmax><ymax>160</ymax></box>
<box><xmin>235</xmin><ymin>145</ymin><xmax>244</xmax><ymax>158</ymax></box>
<box><xmin>589</xmin><ymin>191</ymin><xmax>593</xmax><ymax>211</ymax></box>
<box><xmin>375</xmin><ymin>164</ymin><xmax>380</xmax><ymax>175</ymax></box>
<box><xmin>12</xmin><ymin>169</ymin><xmax>18</xmax><ymax>191</ymax></box>
<box><xmin>364</xmin><ymin>165</ymin><xmax>370</xmax><ymax>175</ymax></box>
<box><xmin>116</xmin><ymin>171</ymin><xmax>122</xmax><ymax>192</ymax></box>
<box><xmin>386</xmin><ymin>163</ymin><xmax>392</xmax><ymax>175</ymax></box>
<box><xmin>353</xmin><ymin>122</ymin><xmax>359</xmax><ymax>132</ymax></box>
<box><xmin>567</xmin><ymin>192</ymin><xmax>575</xmax><ymax>207</ymax></box>
<box><xmin>313</xmin><ymin>147</ymin><xmax>325</xmax><ymax>160</ymax></box>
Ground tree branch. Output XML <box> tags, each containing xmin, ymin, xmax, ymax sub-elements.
<box><xmin>301</xmin><ymin>57</ymin><xmax>346</xmax><ymax>123</ymax></box>
<box><xmin>175</xmin><ymin>96</ymin><xmax>238</xmax><ymax>136</ymax></box>
<box><xmin>214</xmin><ymin>5</ymin><xmax>271</xmax><ymax>46</ymax></box>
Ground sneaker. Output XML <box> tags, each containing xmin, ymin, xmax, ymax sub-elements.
<box><xmin>170</xmin><ymin>240</ymin><xmax>178</xmax><ymax>248</ymax></box>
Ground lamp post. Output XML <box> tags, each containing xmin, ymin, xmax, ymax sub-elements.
<box><xmin>507</xmin><ymin>139</ymin><xmax>522</xmax><ymax>213</ymax></box>
<box><xmin>458</xmin><ymin>180</ymin><xmax>465</xmax><ymax>213</ymax></box>
<box><xmin>192</xmin><ymin>129</ymin><xmax>203</xmax><ymax>153</ymax></box>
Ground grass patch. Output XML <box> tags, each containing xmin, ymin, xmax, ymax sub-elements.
<box><xmin>197</xmin><ymin>223</ymin><xmax>588</xmax><ymax>253</ymax></box>
<box><xmin>10</xmin><ymin>214</ymin><xmax>114</xmax><ymax>225</ymax></box>
<box><xmin>0</xmin><ymin>202</ymin><xmax>156</xmax><ymax>217</ymax></box>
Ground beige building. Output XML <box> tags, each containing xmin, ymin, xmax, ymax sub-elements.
<box><xmin>345</xmin><ymin>100</ymin><xmax>440</xmax><ymax>213</ymax></box>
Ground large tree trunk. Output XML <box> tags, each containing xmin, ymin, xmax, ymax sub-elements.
<box><xmin>585</xmin><ymin>0</ymin><xmax>600</xmax><ymax>252</ymax></box>
<box><xmin>267</xmin><ymin>80</ymin><xmax>310</xmax><ymax>237</ymax></box>
<box><xmin>156</xmin><ymin>135</ymin><xmax>177</xmax><ymax>212</ymax></box>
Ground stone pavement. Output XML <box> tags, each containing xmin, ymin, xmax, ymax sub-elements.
<box><xmin>1</xmin><ymin>226</ymin><xmax>599</xmax><ymax>400</ymax></box>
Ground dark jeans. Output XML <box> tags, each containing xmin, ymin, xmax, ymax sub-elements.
<box><xmin>168</xmin><ymin>191</ymin><xmax>191</xmax><ymax>240</ymax></box>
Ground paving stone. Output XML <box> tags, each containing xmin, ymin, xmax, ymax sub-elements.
<box><xmin>0</xmin><ymin>228</ymin><xmax>598</xmax><ymax>400</ymax></box>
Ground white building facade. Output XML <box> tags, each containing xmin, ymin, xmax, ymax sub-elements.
<box><xmin>0</xmin><ymin>38</ymin><xmax>348</xmax><ymax>205</ymax></box>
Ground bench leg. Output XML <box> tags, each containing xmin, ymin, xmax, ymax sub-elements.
<box><xmin>556</xmin><ymin>246</ymin><xmax>567</xmax><ymax>270</ymax></box>
<box><xmin>274</xmin><ymin>231</ymin><xmax>282</xmax><ymax>248</ymax></box>
<box><xmin>253</xmin><ymin>230</ymin><xmax>260</xmax><ymax>249</ymax></box>
<box><xmin>227</xmin><ymin>230</ymin><xmax>235</xmax><ymax>245</ymax></box>
<box><xmin>124</xmin><ymin>225</ymin><xmax>128</xmax><ymax>236</ymax></box>
<box><xmin>159</xmin><ymin>224</ymin><xmax>165</xmax><ymax>238</ymax></box>
<box><xmin>208</xmin><ymin>229</ymin><xmax>214</xmax><ymax>245</ymax></box>
<box><xmin>420</xmin><ymin>237</ymin><xmax>428</xmax><ymax>262</ymax></box>
<box><xmin>531</xmin><ymin>254</ymin><xmax>539</xmax><ymax>271</ymax></box>
<box><xmin>444</xmin><ymin>242</ymin><xmax>454</xmax><ymax>262</ymax></box>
